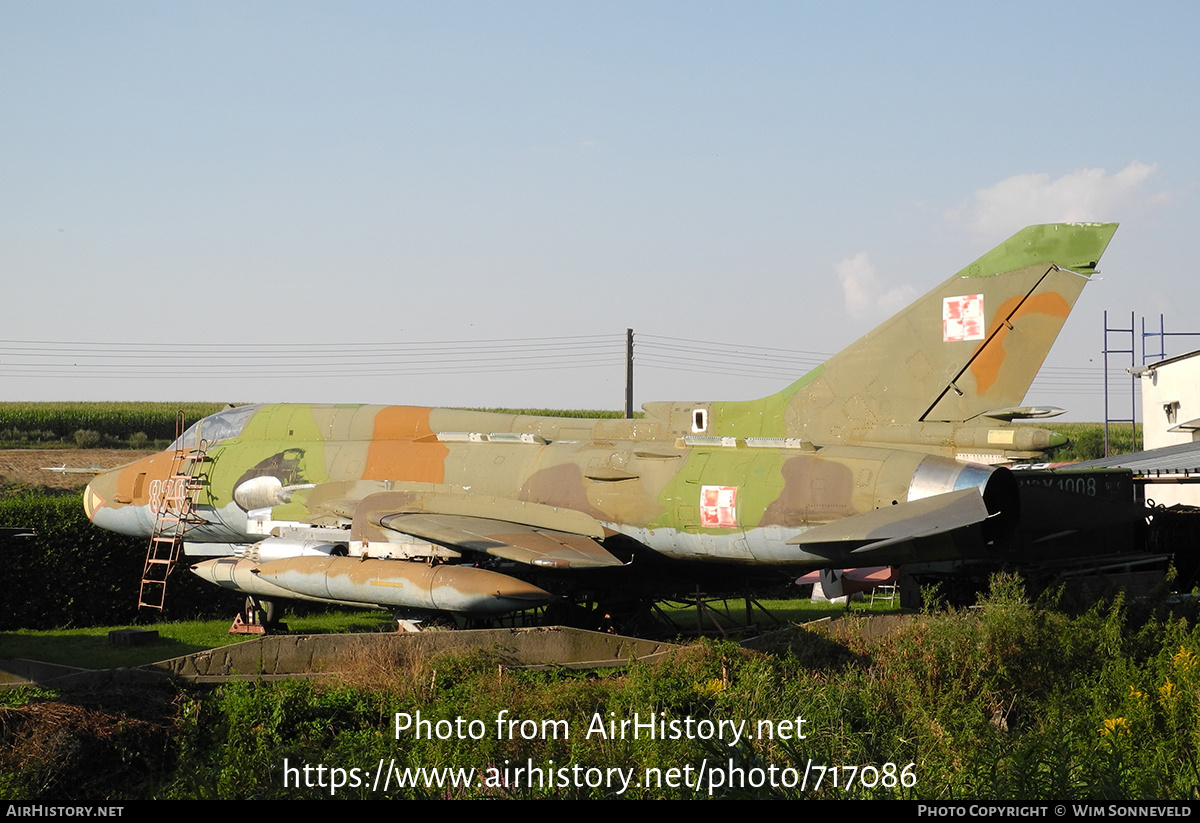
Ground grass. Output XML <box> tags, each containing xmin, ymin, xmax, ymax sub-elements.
<box><xmin>1033</xmin><ymin>421</ymin><xmax>1143</xmax><ymax>462</ymax></box>
<box><xmin>0</xmin><ymin>609</ymin><xmax>396</xmax><ymax>669</ymax></box>
<box><xmin>654</xmin><ymin>594</ymin><xmax>902</xmax><ymax>632</ymax></box>
<box><xmin>0</xmin><ymin>597</ymin><xmax>885</xmax><ymax>669</ymax></box>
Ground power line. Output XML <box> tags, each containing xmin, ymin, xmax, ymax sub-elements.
<box><xmin>0</xmin><ymin>332</ymin><xmax>1118</xmax><ymax>400</ymax></box>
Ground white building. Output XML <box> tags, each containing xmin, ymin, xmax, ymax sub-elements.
<box><xmin>1136</xmin><ymin>349</ymin><xmax>1200</xmax><ymax>506</ymax></box>
<box><xmin>1141</xmin><ymin>349</ymin><xmax>1200</xmax><ymax>450</ymax></box>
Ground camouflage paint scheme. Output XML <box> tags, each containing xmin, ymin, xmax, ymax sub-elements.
<box><xmin>84</xmin><ymin>223</ymin><xmax>1118</xmax><ymax>615</ymax></box>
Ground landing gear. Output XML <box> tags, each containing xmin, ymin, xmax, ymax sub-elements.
<box><xmin>229</xmin><ymin>596</ymin><xmax>284</xmax><ymax>634</ymax></box>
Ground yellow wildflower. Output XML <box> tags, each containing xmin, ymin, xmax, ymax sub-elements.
<box><xmin>1099</xmin><ymin>717</ymin><xmax>1131</xmax><ymax>737</ymax></box>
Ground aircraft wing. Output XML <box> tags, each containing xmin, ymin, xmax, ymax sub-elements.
<box><xmin>378</xmin><ymin>512</ymin><xmax>622</xmax><ymax>568</ymax></box>
<box><xmin>306</xmin><ymin>485</ymin><xmax>623</xmax><ymax>569</ymax></box>
<box><xmin>785</xmin><ymin>488</ymin><xmax>991</xmax><ymax>555</ymax></box>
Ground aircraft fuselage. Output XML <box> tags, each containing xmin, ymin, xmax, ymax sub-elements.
<box><xmin>85</xmin><ymin>402</ymin><xmax>1010</xmax><ymax>570</ymax></box>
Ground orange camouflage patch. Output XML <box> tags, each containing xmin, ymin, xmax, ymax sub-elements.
<box><xmin>970</xmin><ymin>292</ymin><xmax>1070</xmax><ymax>395</ymax></box>
<box><xmin>116</xmin><ymin>453</ymin><xmax>173</xmax><ymax>504</ymax></box>
<box><xmin>370</xmin><ymin>405</ymin><xmax>436</xmax><ymax>440</ymax></box>
<box><xmin>364</xmin><ymin>406</ymin><xmax>447</xmax><ymax>482</ymax></box>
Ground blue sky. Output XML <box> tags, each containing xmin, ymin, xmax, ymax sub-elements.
<box><xmin>2</xmin><ymin>2</ymin><xmax>1196</xmax><ymax>419</ymax></box>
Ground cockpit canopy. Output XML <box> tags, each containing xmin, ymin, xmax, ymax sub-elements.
<box><xmin>170</xmin><ymin>404</ymin><xmax>261</xmax><ymax>451</ymax></box>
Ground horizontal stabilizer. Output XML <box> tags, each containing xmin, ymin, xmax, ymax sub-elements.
<box><xmin>982</xmin><ymin>406</ymin><xmax>1066</xmax><ymax>421</ymax></box>
<box><xmin>786</xmin><ymin>488</ymin><xmax>989</xmax><ymax>553</ymax></box>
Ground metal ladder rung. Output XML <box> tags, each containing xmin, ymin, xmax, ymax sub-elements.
<box><xmin>139</xmin><ymin>411</ymin><xmax>210</xmax><ymax>611</ymax></box>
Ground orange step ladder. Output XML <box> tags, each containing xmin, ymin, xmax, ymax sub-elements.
<box><xmin>137</xmin><ymin>412</ymin><xmax>210</xmax><ymax>611</ymax></box>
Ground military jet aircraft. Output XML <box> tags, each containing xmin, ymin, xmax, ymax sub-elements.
<box><xmin>83</xmin><ymin>223</ymin><xmax>1117</xmax><ymax>620</ymax></box>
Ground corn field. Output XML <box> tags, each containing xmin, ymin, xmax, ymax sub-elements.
<box><xmin>0</xmin><ymin>402</ymin><xmax>227</xmax><ymax>447</ymax></box>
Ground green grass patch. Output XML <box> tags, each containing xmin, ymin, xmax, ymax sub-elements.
<box><xmin>0</xmin><ymin>597</ymin><xmax>882</xmax><ymax>669</ymax></box>
<box><xmin>655</xmin><ymin>594</ymin><xmax>902</xmax><ymax>632</ymax></box>
<box><xmin>0</xmin><ymin>609</ymin><xmax>395</xmax><ymax>669</ymax></box>
<box><xmin>1030</xmin><ymin>421</ymin><xmax>1142</xmax><ymax>462</ymax></box>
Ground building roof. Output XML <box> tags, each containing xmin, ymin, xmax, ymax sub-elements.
<box><xmin>1148</xmin><ymin>348</ymin><xmax>1200</xmax><ymax>370</ymax></box>
<box><xmin>1073</xmin><ymin>439</ymin><xmax>1200</xmax><ymax>480</ymax></box>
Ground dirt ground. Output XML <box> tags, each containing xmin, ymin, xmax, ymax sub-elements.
<box><xmin>0</xmin><ymin>449</ymin><xmax>155</xmax><ymax>493</ymax></box>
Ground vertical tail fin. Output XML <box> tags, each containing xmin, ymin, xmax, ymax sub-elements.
<box><xmin>777</xmin><ymin>223</ymin><xmax>1118</xmax><ymax>439</ymax></box>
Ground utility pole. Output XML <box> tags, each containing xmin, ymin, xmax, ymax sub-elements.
<box><xmin>625</xmin><ymin>328</ymin><xmax>634</xmax><ymax>419</ymax></box>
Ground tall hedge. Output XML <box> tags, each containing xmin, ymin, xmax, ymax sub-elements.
<box><xmin>0</xmin><ymin>493</ymin><xmax>240</xmax><ymax>629</ymax></box>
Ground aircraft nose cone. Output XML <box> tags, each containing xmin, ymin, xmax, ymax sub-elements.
<box><xmin>83</xmin><ymin>473</ymin><xmax>110</xmax><ymax>521</ymax></box>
